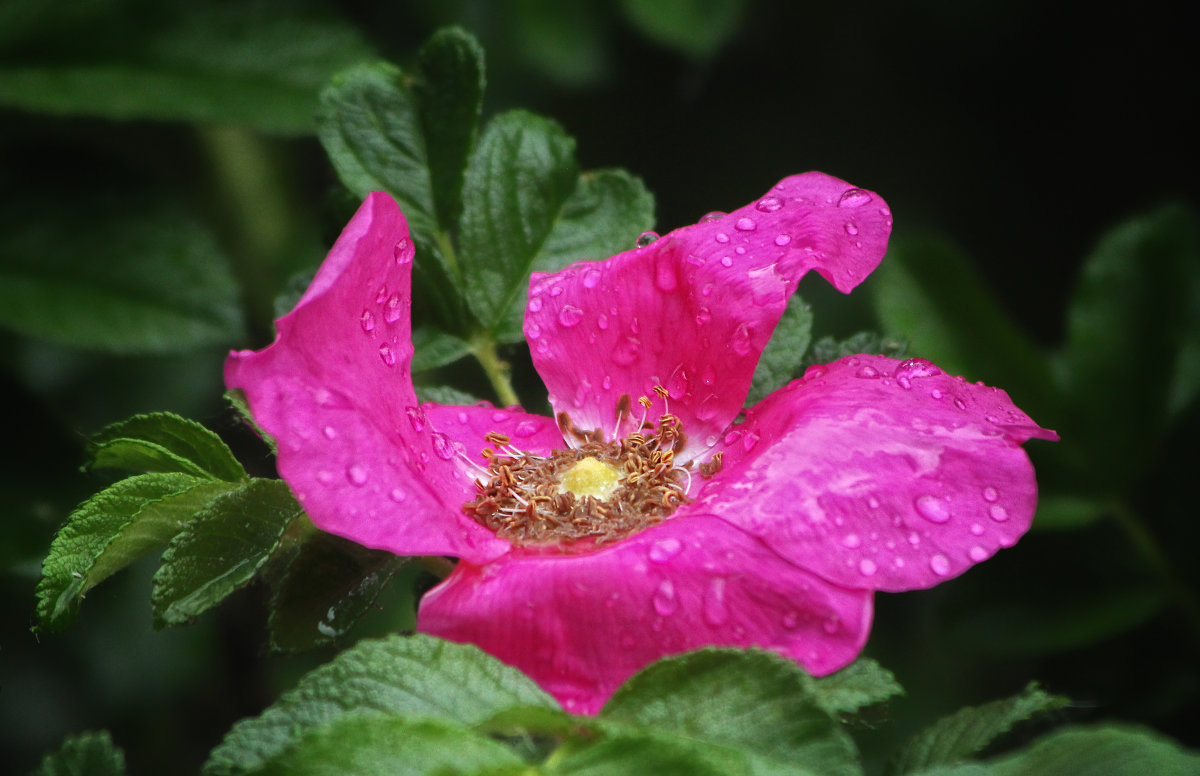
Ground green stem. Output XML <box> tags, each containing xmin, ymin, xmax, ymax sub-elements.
<box><xmin>472</xmin><ymin>331</ymin><xmax>521</xmax><ymax>407</ymax></box>
<box><xmin>1110</xmin><ymin>500</ymin><xmax>1200</xmax><ymax>642</ymax></box>
<box><xmin>417</xmin><ymin>556</ymin><xmax>455</xmax><ymax>579</ymax></box>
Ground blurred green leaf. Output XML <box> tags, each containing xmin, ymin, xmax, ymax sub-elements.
<box><xmin>267</xmin><ymin>532</ymin><xmax>408</xmax><ymax>653</ymax></box>
<box><xmin>749</xmin><ymin>296</ymin><xmax>813</xmax><ymax>404</ymax></box>
<box><xmin>415</xmin><ymin>384</ymin><xmax>483</xmax><ymax>405</ymax></box>
<box><xmin>620</xmin><ymin>0</ymin><xmax>745</xmax><ymax>60</ymax></box>
<box><xmin>891</xmin><ymin>682</ymin><xmax>1069</xmax><ymax>775</ymax></box>
<box><xmin>87</xmin><ymin>412</ymin><xmax>247</xmax><ymax>482</ymax></box>
<box><xmin>251</xmin><ymin>715</ymin><xmax>524</xmax><ymax>776</ymax></box>
<box><xmin>603</xmin><ymin>649</ymin><xmax>862</xmax><ymax>776</ymax></box>
<box><xmin>869</xmin><ymin>231</ymin><xmax>1052</xmax><ymax>417</ymax></box>
<box><xmin>0</xmin><ymin>1</ymin><xmax>374</xmax><ymax>133</ymax></box>
<box><xmin>1028</xmin><ymin>494</ymin><xmax>1105</xmax><ymax>532</ymax></box>
<box><xmin>1059</xmin><ymin>204</ymin><xmax>1200</xmax><ymax>491</ymax></box>
<box><xmin>412</xmin><ymin>326</ymin><xmax>473</xmax><ymax>372</ymax></box>
<box><xmin>33</xmin><ymin>730</ymin><xmax>127</xmax><ymax>776</ymax></box>
<box><xmin>812</xmin><ymin>658</ymin><xmax>905</xmax><ymax>715</ymax></box>
<box><xmin>914</xmin><ymin>725</ymin><xmax>1200</xmax><ymax>776</ymax></box>
<box><xmin>203</xmin><ymin>634</ymin><xmax>559</xmax><ymax>776</ymax></box>
<box><xmin>511</xmin><ymin>0</ymin><xmax>610</xmax><ymax>87</ymax></box>
<box><xmin>35</xmin><ymin>473</ymin><xmax>236</xmax><ymax>632</ymax></box>
<box><xmin>151</xmin><ymin>478</ymin><xmax>301</xmax><ymax>628</ymax></box>
<box><xmin>0</xmin><ymin>192</ymin><xmax>244</xmax><ymax>354</ymax></box>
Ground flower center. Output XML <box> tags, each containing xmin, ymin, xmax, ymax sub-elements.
<box><xmin>464</xmin><ymin>390</ymin><xmax>721</xmax><ymax>548</ymax></box>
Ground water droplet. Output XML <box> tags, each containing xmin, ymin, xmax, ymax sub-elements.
<box><xmin>988</xmin><ymin>504</ymin><xmax>1009</xmax><ymax>522</ymax></box>
<box><xmin>774</xmin><ymin>234</ymin><xmax>791</xmax><ymax>246</ymax></box>
<box><xmin>859</xmin><ymin>558</ymin><xmax>878</xmax><ymax>576</ymax></box>
<box><xmin>720</xmin><ymin>255</ymin><xmax>734</xmax><ymax>268</ymax></box>
<box><xmin>514</xmin><ymin>420</ymin><xmax>540</xmax><ymax>438</ymax></box>
<box><xmin>654</xmin><ymin>254</ymin><xmax>678</xmax><ymax>291</ymax></box>
<box><xmin>360</xmin><ymin>309</ymin><xmax>375</xmax><ymax>332</ymax></box>
<box><xmin>731</xmin><ymin>324</ymin><xmax>752</xmax><ymax>355</ymax></box>
<box><xmin>549</xmin><ymin>285</ymin><xmax>563</xmax><ymax>297</ymax></box>
<box><xmin>431</xmin><ymin>432</ymin><xmax>455</xmax><ymax>461</ymax></box>
<box><xmin>528</xmin><ymin>297</ymin><xmax>543</xmax><ymax>313</ymax></box>
<box><xmin>613</xmin><ymin>337</ymin><xmax>641</xmax><ymax>365</ymax></box>
<box><xmin>969</xmin><ymin>546</ymin><xmax>989</xmax><ymax>561</ymax></box>
<box><xmin>915</xmin><ymin>495</ymin><xmax>951</xmax><ymax>523</ymax></box>
<box><xmin>636</xmin><ymin>230</ymin><xmax>660</xmax><ymax>247</ymax></box>
<box><xmin>317</xmin><ymin>470</ymin><xmax>334</xmax><ymax>485</ymax></box>
<box><xmin>715</xmin><ymin>232</ymin><xmax>730</xmax><ymax>244</ymax></box>
<box><xmin>322</xmin><ymin>425</ymin><xmax>336</xmax><ymax>439</ymax></box>
<box><xmin>970</xmin><ymin>523</ymin><xmax>985</xmax><ymax>536</ymax></box>
<box><xmin>406</xmin><ymin>406</ymin><xmax>425</xmax><ymax>432</ymax></box>
<box><xmin>384</xmin><ymin>295</ymin><xmax>403</xmax><ymax>323</ymax></box>
<box><xmin>378</xmin><ymin>344</ymin><xmax>396</xmax><ymax>366</ymax></box>
<box><xmin>931</xmin><ymin>388</ymin><xmax>945</xmax><ymax>399</ymax></box>
<box><xmin>526</xmin><ymin>323</ymin><xmax>541</xmax><ymax>340</ymax></box>
<box><xmin>703</xmin><ymin>578</ymin><xmax>729</xmax><ymax>626</ymax></box>
<box><xmin>842</xmin><ymin>533</ymin><xmax>862</xmax><ymax>548</ymax></box>
<box><xmin>699</xmin><ymin>210</ymin><xmax>726</xmax><ymax>223</ymax></box>
<box><xmin>375</xmin><ymin>285</ymin><xmax>388</xmax><ymax>304</ymax></box>
<box><xmin>652</xmin><ymin>579</ymin><xmax>678</xmax><ymax>616</ymax></box>
<box><xmin>601</xmin><ymin>375</ymin><xmax>612</xmax><ymax>390</ymax></box>
<box><xmin>782</xmin><ymin>611</ymin><xmax>800</xmax><ymax>629</ymax></box>
<box><xmin>393</xmin><ymin>238</ymin><xmax>411</xmax><ymax>263</ymax></box>
<box><xmin>735</xmin><ymin>217</ymin><xmax>757</xmax><ymax>231</ymax></box>
<box><xmin>844</xmin><ymin>221</ymin><xmax>860</xmax><ymax>236</ymax></box>
<box><xmin>649</xmin><ymin>538</ymin><xmax>682</xmax><ymax>563</ymax></box>
<box><xmin>822</xmin><ymin>617</ymin><xmax>840</xmax><ymax>635</ymax></box>
<box><xmin>558</xmin><ymin>305</ymin><xmax>584</xmax><ymax>327</ymax></box>
<box><xmin>346</xmin><ymin>464</ymin><xmax>368</xmax><ymax>486</ymax></box>
<box><xmin>734</xmin><ymin>245</ymin><xmax>746</xmax><ymax>255</ymax></box>
<box><xmin>666</xmin><ymin>369</ymin><xmax>689</xmax><ymax>399</ymax></box>
<box><xmin>954</xmin><ymin>398</ymin><xmax>967</xmax><ymax>410</ymax></box>
<box><xmin>389</xmin><ymin>488</ymin><xmax>407</xmax><ymax>503</ymax></box>
<box><xmin>983</xmin><ymin>486</ymin><xmax>999</xmax><ymax>502</ymax></box>
<box><xmin>741</xmin><ymin>430</ymin><xmax>760</xmax><ymax>451</ymax></box>
<box><xmin>694</xmin><ymin>307</ymin><xmax>712</xmax><ymax>325</ymax></box>
<box><xmin>907</xmin><ymin>531</ymin><xmax>921</xmax><ymax>547</ymax></box>
<box><xmin>930</xmin><ymin>554</ymin><xmax>951</xmax><ymax>576</ymax></box>
<box><xmin>856</xmin><ymin>365</ymin><xmax>881</xmax><ymax>378</ymax></box>
<box><xmin>838</xmin><ymin>188</ymin><xmax>871</xmax><ymax>208</ymax></box>
<box><xmin>582</xmin><ymin>269</ymin><xmax>602</xmax><ymax>288</ymax></box>
<box><xmin>756</xmin><ymin>196</ymin><xmax>783</xmax><ymax>213</ymax></box>
<box><xmin>596</xmin><ymin>313</ymin><xmax>609</xmax><ymax>330</ymax></box>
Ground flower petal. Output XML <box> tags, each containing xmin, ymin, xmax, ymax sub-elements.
<box><xmin>421</xmin><ymin>402</ymin><xmax>563</xmax><ymax>469</ymax></box>
<box><xmin>225</xmin><ymin>193</ymin><xmax>508</xmax><ymax>564</ymax></box>
<box><xmin>693</xmin><ymin>355</ymin><xmax>1058</xmax><ymax>592</ymax></box>
<box><xmin>418</xmin><ymin>514</ymin><xmax>872</xmax><ymax>714</ymax></box>
<box><xmin>525</xmin><ymin>172</ymin><xmax>891</xmax><ymax>461</ymax></box>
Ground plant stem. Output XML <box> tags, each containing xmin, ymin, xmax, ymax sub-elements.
<box><xmin>472</xmin><ymin>331</ymin><xmax>521</xmax><ymax>407</ymax></box>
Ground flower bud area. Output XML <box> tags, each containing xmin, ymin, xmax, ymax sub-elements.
<box><xmin>464</xmin><ymin>391</ymin><xmax>721</xmax><ymax>548</ymax></box>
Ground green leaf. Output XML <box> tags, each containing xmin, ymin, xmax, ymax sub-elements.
<box><xmin>458</xmin><ymin>110</ymin><xmax>580</xmax><ymax>332</ymax></box>
<box><xmin>869</xmin><ymin>230</ymin><xmax>1053</xmax><ymax>418</ymax></box>
<box><xmin>151</xmin><ymin>478</ymin><xmax>302</xmax><ymax>628</ymax></box>
<box><xmin>1059</xmin><ymin>204</ymin><xmax>1200</xmax><ymax>491</ymax></box>
<box><xmin>268</xmin><ymin>532</ymin><xmax>409</xmax><ymax>653</ymax></box>
<box><xmin>225</xmin><ymin>389</ymin><xmax>278</xmax><ymax>456</ymax></box>
<box><xmin>891</xmin><ymin>682</ymin><xmax>1070</xmax><ymax>775</ymax></box>
<box><xmin>748</xmin><ymin>296</ymin><xmax>814</xmax><ymax>404</ymax></box>
<box><xmin>552</xmin><ymin>733</ymin><xmax>740</xmax><ymax>775</ymax></box>
<box><xmin>412</xmin><ymin>326</ymin><xmax>474</xmax><ymax>372</ymax></box>
<box><xmin>203</xmin><ymin>634</ymin><xmax>559</xmax><ymax>776</ymax></box>
<box><xmin>919</xmin><ymin>724</ymin><xmax>1200</xmax><ymax>776</ymax></box>
<box><xmin>414</xmin><ymin>384</ymin><xmax>483</xmax><ymax>406</ymax></box>
<box><xmin>620</xmin><ymin>0</ymin><xmax>745</xmax><ymax>60</ymax></box>
<box><xmin>35</xmin><ymin>473</ymin><xmax>236</xmax><ymax>632</ymax></box>
<box><xmin>804</xmin><ymin>331</ymin><xmax>907</xmax><ymax>369</ymax></box>
<box><xmin>811</xmin><ymin>658</ymin><xmax>905</xmax><ymax>716</ymax></box>
<box><xmin>250</xmin><ymin>715</ymin><xmax>524</xmax><ymax>776</ymax></box>
<box><xmin>33</xmin><ymin>730</ymin><xmax>127</xmax><ymax>776</ymax></box>
<box><xmin>87</xmin><ymin>412</ymin><xmax>247</xmax><ymax>482</ymax></box>
<box><xmin>602</xmin><ymin>649</ymin><xmax>862</xmax><ymax>776</ymax></box>
<box><xmin>490</xmin><ymin>168</ymin><xmax>656</xmax><ymax>342</ymax></box>
<box><xmin>0</xmin><ymin>2</ymin><xmax>374</xmax><ymax>133</ymax></box>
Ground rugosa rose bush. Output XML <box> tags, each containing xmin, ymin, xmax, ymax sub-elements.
<box><xmin>226</xmin><ymin>173</ymin><xmax>1056</xmax><ymax>713</ymax></box>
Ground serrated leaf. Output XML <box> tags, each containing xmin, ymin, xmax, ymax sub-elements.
<box><xmin>0</xmin><ymin>2</ymin><xmax>374</xmax><ymax>133</ymax></box>
<box><xmin>1059</xmin><ymin>204</ymin><xmax>1200</xmax><ymax>491</ymax></box>
<box><xmin>88</xmin><ymin>412</ymin><xmax>247</xmax><ymax>481</ymax></box>
<box><xmin>811</xmin><ymin>658</ymin><xmax>905</xmax><ymax>715</ymax></box>
<box><xmin>225</xmin><ymin>389</ymin><xmax>278</xmax><ymax>456</ymax></box>
<box><xmin>490</xmin><ymin>168</ymin><xmax>656</xmax><ymax>342</ymax></box>
<box><xmin>250</xmin><ymin>715</ymin><xmax>524</xmax><ymax>776</ymax></box>
<box><xmin>891</xmin><ymin>682</ymin><xmax>1070</xmax><ymax>775</ymax></box>
<box><xmin>268</xmin><ymin>532</ymin><xmax>408</xmax><ymax>653</ymax></box>
<box><xmin>869</xmin><ymin>231</ymin><xmax>1052</xmax><ymax>417</ymax></box>
<box><xmin>458</xmin><ymin>110</ymin><xmax>580</xmax><ymax>332</ymax></box>
<box><xmin>748</xmin><ymin>295</ymin><xmax>813</xmax><ymax>404</ymax></box>
<box><xmin>620</xmin><ymin>0</ymin><xmax>745</xmax><ymax>60</ymax></box>
<box><xmin>151</xmin><ymin>478</ymin><xmax>301</xmax><ymax>628</ymax></box>
<box><xmin>0</xmin><ymin>191</ymin><xmax>244</xmax><ymax>353</ymax></box>
<box><xmin>34</xmin><ymin>730</ymin><xmax>127</xmax><ymax>776</ymax></box>
<box><xmin>412</xmin><ymin>326</ymin><xmax>473</xmax><ymax>372</ymax></box>
<box><xmin>35</xmin><ymin>473</ymin><xmax>236</xmax><ymax>632</ymax></box>
<box><xmin>602</xmin><ymin>649</ymin><xmax>862</xmax><ymax>776</ymax></box>
<box><xmin>202</xmin><ymin>634</ymin><xmax>559</xmax><ymax>776</ymax></box>
<box><xmin>804</xmin><ymin>332</ymin><xmax>907</xmax><ymax>368</ymax></box>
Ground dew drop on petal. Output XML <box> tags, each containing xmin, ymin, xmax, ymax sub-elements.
<box><xmin>915</xmin><ymin>495</ymin><xmax>951</xmax><ymax>524</ymax></box>
<box><xmin>514</xmin><ymin>420</ymin><xmax>541</xmax><ymax>438</ymax></box>
<box><xmin>582</xmin><ymin>269</ymin><xmax>602</xmax><ymax>288</ymax></box>
<box><xmin>346</xmin><ymin>464</ymin><xmax>368</xmax><ymax>486</ymax></box>
<box><xmin>405</xmin><ymin>406</ymin><xmax>425</xmax><ymax>432</ymax></box>
<box><xmin>383</xmin><ymin>295</ymin><xmax>403</xmax><ymax>323</ymax></box>
<box><xmin>649</xmin><ymin>538</ymin><xmax>683</xmax><ymax>563</ymax></box>
<box><xmin>954</xmin><ymin>398</ymin><xmax>967</xmax><ymax>410</ymax></box>
<box><xmin>322</xmin><ymin>425</ymin><xmax>336</xmax><ymax>440</ymax></box>
<box><xmin>782</xmin><ymin>611</ymin><xmax>800</xmax><ymax>629</ymax></box>
<box><xmin>389</xmin><ymin>488</ymin><xmax>407</xmax><ymax>503</ymax></box>
<box><xmin>856</xmin><ymin>365</ymin><xmax>880</xmax><ymax>379</ymax></box>
<box><xmin>378</xmin><ymin>344</ymin><xmax>396</xmax><ymax>366</ymax></box>
<box><xmin>654</xmin><ymin>254</ymin><xmax>678</xmax><ymax>292</ymax></box>
<box><xmin>557</xmin><ymin>305</ymin><xmax>584</xmax><ymax>327</ymax></box>
<box><xmin>699</xmin><ymin>211</ymin><xmax>725</xmax><ymax>223</ymax></box>
<box><xmin>858</xmin><ymin>558</ymin><xmax>878</xmax><ymax>577</ymax></box>
<box><xmin>666</xmin><ymin>369</ymin><xmax>688</xmax><ymax>399</ymax></box>
<box><xmin>702</xmin><ymin>577</ymin><xmax>729</xmax><ymax>626</ymax></box>
<box><xmin>989</xmin><ymin>504</ymin><xmax>1009</xmax><ymax>522</ymax></box>
<box><xmin>393</xmin><ymin>238</ymin><xmax>411</xmax><ymax>263</ymax></box>
<box><xmin>970</xmin><ymin>523</ymin><xmax>985</xmax><ymax>536</ymax></box>
<box><xmin>430</xmin><ymin>432</ymin><xmax>455</xmax><ymax>460</ymax></box>
<box><xmin>735</xmin><ymin>217</ymin><xmax>757</xmax><ymax>231</ymax></box>
<box><xmin>375</xmin><ymin>285</ymin><xmax>388</xmax><ymax>304</ymax></box>
<box><xmin>842</xmin><ymin>533</ymin><xmax>862</xmax><ymax>548</ymax></box>
<box><xmin>931</xmin><ymin>388</ymin><xmax>945</xmax><ymax>399</ymax></box>
<box><xmin>731</xmin><ymin>324</ymin><xmax>752</xmax><ymax>355</ymax></box>
<box><xmin>652</xmin><ymin>579</ymin><xmax>678</xmax><ymax>616</ymax></box>
<box><xmin>528</xmin><ymin>297</ymin><xmax>543</xmax><ymax>313</ymax></box>
<box><xmin>774</xmin><ymin>234</ymin><xmax>791</xmax><ymax>246</ymax></box>
<box><xmin>756</xmin><ymin>196</ymin><xmax>783</xmax><ymax>213</ymax></box>
<box><xmin>613</xmin><ymin>337</ymin><xmax>641</xmax><ymax>365</ymax></box>
<box><xmin>930</xmin><ymin>554</ymin><xmax>951</xmax><ymax>576</ymax></box>
<box><xmin>597</xmin><ymin>313</ymin><xmax>609</xmax><ymax>330</ymax></box>
<box><xmin>838</xmin><ymin>188</ymin><xmax>872</xmax><ymax>208</ymax></box>
<box><xmin>694</xmin><ymin>307</ymin><xmax>712</xmax><ymax>325</ymax></box>
<box><xmin>844</xmin><ymin>222</ymin><xmax>859</xmax><ymax>236</ymax></box>
<box><xmin>969</xmin><ymin>546</ymin><xmax>989</xmax><ymax>562</ymax></box>
<box><xmin>636</xmin><ymin>230</ymin><xmax>660</xmax><ymax>247</ymax></box>
<box><xmin>360</xmin><ymin>309</ymin><xmax>375</xmax><ymax>332</ymax></box>
<box><xmin>527</xmin><ymin>323</ymin><xmax>541</xmax><ymax>340</ymax></box>
<box><xmin>715</xmin><ymin>232</ymin><xmax>730</xmax><ymax>244</ymax></box>
<box><xmin>983</xmin><ymin>486</ymin><xmax>999</xmax><ymax>502</ymax></box>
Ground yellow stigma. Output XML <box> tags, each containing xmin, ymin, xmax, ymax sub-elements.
<box><xmin>559</xmin><ymin>457</ymin><xmax>621</xmax><ymax>501</ymax></box>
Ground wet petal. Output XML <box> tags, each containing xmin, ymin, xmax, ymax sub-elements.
<box><xmin>421</xmin><ymin>402</ymin><xmax>563</xmax><ymax>470</ymax></box>
<box><xmin>692</xmin><ymin>355</ymin><xmax>1057</xmax><ymax>592</ymax></box>
<box><xmin>526</xmin><ymin>172</ymin><xmax>891</xmax><ymax>461</ymax></box>
<box><xmin>225</xmin><ymin>193</ymin><xmax>508</xmax><ymax>564</ymax></box>
<box><xmin>418</xmin><ymin>514</ymin><xmax>872</xmax><ymax>714</ymax></box>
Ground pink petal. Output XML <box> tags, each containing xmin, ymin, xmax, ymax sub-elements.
<box><xmin>692</xmin><ymin>355</ymin><xmax>1058</xmax><ymax>592</ymax></box>
<box><xmin>420</xmin><ymin>402</ymin><xmax>563</xmax><ymax>468</ymax></box>
<box><xmin>418</xmin><ymin>514</ymin><xmax>872</xmax><ymax>715</ymax></box>
<box><xmin>225</xmin><ymin>193</ymin><xmax>508</xmax><ymax>564</ymax></box>
<box><xmin>525</xmin><ymin>172</ymin><xmax>891</xmax><ymax>461</ymax></box>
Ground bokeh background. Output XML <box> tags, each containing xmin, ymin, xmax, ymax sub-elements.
<box><xmin>2</xmin><ymin>0</ymin><xmax>1196</xmax><ymax>772</ymax></box>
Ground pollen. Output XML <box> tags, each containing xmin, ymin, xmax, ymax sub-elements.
<box><xmin>560</xmin><ymin>457</ymin><xmax>621</xmax><ymax>500</ymax></box>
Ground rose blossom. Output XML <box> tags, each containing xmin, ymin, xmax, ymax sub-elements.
<box><xmin>226</xmin><ymin>172</ymin><xmax>1056</xmax><ymax>713</ymax></box>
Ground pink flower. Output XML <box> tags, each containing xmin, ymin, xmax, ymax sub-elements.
<box><xmin>226</xmin><ymin>173</ymin><xmax>1056</xmax><ymax>714</ymax></box>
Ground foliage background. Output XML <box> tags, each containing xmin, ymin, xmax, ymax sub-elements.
<box><xmin>2</xmin><ymin>0</ymin><xmax>1195</xmax><ymax>772</ymax></box>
